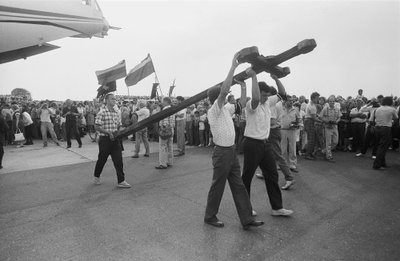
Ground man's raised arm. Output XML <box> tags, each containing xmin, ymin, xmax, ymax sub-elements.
<box><xmin>217</xmin><ymin>52</ymin><xmax>241</xmax><ymax>109</ymax></box>
<box><xmin>271</xmin><ymin>74</ymin><xmax>286</xmax><ymax>97</ymax></box>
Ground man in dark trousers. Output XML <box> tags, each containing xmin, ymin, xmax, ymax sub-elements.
<box><xmin>93</xmin><ymin>93</ymin><xmax>131</xmax><ymax>188</ymax></box>
<box><xmin>62</xmin><ymin>99</ymin><xmax>82</xmax><ymax>148</ymax></box>
<box><xmin>204</xmin><ymin>52</ymin><xmax>264</xmax><ymax>230</ymax></box>
<box><xmin>241</xmin><ymin>68</ymin><xmax>293</xmax><ymax>217</ymax></box>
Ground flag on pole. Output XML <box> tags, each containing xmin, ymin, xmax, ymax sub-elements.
<box><xmin>168</xmin><ymin>84</ymin><xmax>175</xmax><ymax>97</ymax></box>
<box><xmin>125</xmin><ymin>54</ymin><xmax>155</xmax><ymax>87</ymax></box>
<box><xmin>150</xmin><ymin>83</ymin><xmax>159</xmax><ymax>99</ymax></box>
<box><xmin>95</xmin><ymin>60</ymin><xmax>127</xmax><ymax>85</ymax></box>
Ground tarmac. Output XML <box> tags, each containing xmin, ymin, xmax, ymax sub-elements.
<box><xmin>1</xmin><ymin>136</ymin><xmax>399</xmax><ymax>261</ymax></box>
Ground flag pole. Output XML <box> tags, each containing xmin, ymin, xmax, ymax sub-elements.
<box><xmin>154</xmin><ymin>72</ymin><xmax>164</xmax><ymax>97</ymax></box>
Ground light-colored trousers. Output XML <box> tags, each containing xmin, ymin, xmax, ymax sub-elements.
<box><xmin>280</xmin><ymin>129</ymin><xmax>297</xmax><ymax>169</ymax></box>
<box><xmin>159</xmin><ymin>129</ymin><xmax>174</xmax><ymax>167</ymax></box>
<box><xmin>40</xmin><ymin>121</ymin><xmax>58</xmax><ymax>144</ymax></box>
<box><xmin>325</xmin><ymin>126</ymin><xmax>338</xmax><ymax>158</ymax></box>
<box><xmin>176</xmin><ymin>120</ymin><xmax>186</xmax><ymax>154</ymax></box>
<box><xmin>135</xmin><ymin>128</ymin><xmax>149</xmax><ymax>155</ymax></box>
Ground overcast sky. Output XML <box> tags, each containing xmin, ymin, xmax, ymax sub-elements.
<box><xmin>1</xmin><ymin>0</ymin><xmax>399</xmax><ymax>101</ymax></box>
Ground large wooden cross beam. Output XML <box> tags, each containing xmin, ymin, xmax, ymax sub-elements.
<box><xmin>115</xmin><ymin>39</ymin><xmax>317</xmax><ymax>139</ymax></box>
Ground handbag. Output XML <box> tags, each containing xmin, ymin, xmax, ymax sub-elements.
<box><xmin>158</xmin><ymin>116</ymin><xmax>172</xmax><ymax>140</ymax></box>
<box><xmin>14</xmin><ymin>128</ymin><xmax>25</xmax><ymax>142</ymax></box>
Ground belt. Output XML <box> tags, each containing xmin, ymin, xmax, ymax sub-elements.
<box><xmin>244</xmin><ymin>137</ymin><xmax>268</xmax><ymax>144</ymax></box>
<box><xmin>215</xmin><ymin>144</ymin><xmax>235</xmax><ymax>149</ymax></box>
<box><xmin>375</xmin><ymin>126</ymin><xmax>391</xmax><ymax>128</ymax></box>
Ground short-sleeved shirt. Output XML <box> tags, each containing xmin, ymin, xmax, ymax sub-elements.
<box><xmin>21</xmin><ymin>112</ymin><xmax>33</xmax><ymax>126</ymax></box>
<box><xmin>374</xmin><ymin>106</ymin><xmax>398</xmax><ymax>127</ymax></box>
<box><xmin>208</xmin><ymin>100</ymin><xmax>235</xmax><ymax>147</ymax></box>
<box><xmin>40</xmin><ymin>108</ymin><xmax>55</xmax><ymax>123</ymax></box>
<box><xmin>136</xmin><ymin>108</ymin><xmax>150</xmax><ymax>122</ymax></box>
<box><xmin>281</xmin><ymin>107</ymin><xmax>300</xmax><ymax>129</ymax></box>
<box><xmin>305</xmin><ymin>103</ymin><xmax>317</xmax><ymax>119</ymax></box>
<box><xmin>176</xmin><ymin>108</ymin><xmax>187</xmax><ymax>121</ymax></box>
<box><xmin>320</xmin><ymin>106</ymin><xmax>341</xmax><ymax>123</ymax></box>
<box><xmin>95</xmin><ymin>106</ymin><xmax>121</xmax><ymax>136</ymax></box>
<box><xmin>224</xmin><ymin>103</ymin><xmax>236</xmax><ymax>118</ymax></box>
<box><xmin>244</xmin><ymin>95</ymin><xmax>279</xmax><ymax>140</ymax></box>
<box><xmin>350</xmin><ymin>107</ymin><xmax>367</xmax><ymax>123</ymax></box>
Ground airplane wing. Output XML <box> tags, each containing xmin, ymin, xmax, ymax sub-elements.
<box><xmin>0</xmin><ymin>43</ymin><xmax>60</xmax><ymax>64</ymax></box>
<box><xmin>0</xmin><ymin>0</ymin><xmax>114</xmax><ymax>64</ymax></box>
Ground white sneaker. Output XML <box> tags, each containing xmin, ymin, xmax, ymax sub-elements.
<box><xmin>255</xmin><ymin>173</ymin><xmax>264</xmax><ymax>179</ymax></box>
<box><xmin>94</xmin><ymin>177</ymin><xmax>101</xmax><ymax>185</ymax></box>
<box><xmin>372</xmin><ymin>156</ymin><xmax>376</xmax><ymax>159</ymax></box>
<box><xmin>252</xmin><ymin>210</ymin><xmax>257</xmax><ymax>217</ymax></box>
<box><xmin>272</xmin><ymin>208</ymin><xmax>293</xmax><ymax>216</ymax></box>
<box><xmin>355</xmin><ymin>153</ymin><xmax>363</xmax><ymax>157</ymax></box>
<box><xmin>281</xmin><ymin>180</ymin><xmax>295</xmax><ymax>190</ymax></box>
<box><xmin>117</xmin><ymin>180</ymin><xmax>131</xmax><ymax>188</ymax></box>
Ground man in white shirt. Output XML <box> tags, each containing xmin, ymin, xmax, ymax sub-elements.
<box><xmin>132</xmin><ymin>100</ymin><xmax>150</xmax><ymax>158</ymax></box>
<box><xmin>38</xmin><ymin>103</ymin><xmax>60</xmax><ymax>147</ymax></box>
<box><xmin>175</xmin><ymin>96</ymin><xmax>187</xmax><ymax>156</ymax></box>
<box><xmin>241</xmin><ymin>68</ymin><xmax>293</xmax><ymax>217</ymax></box>
<box><xmin>204</xmin><ymin>52</ymin><xmax>264</xmax><ymax>230</ymax></box>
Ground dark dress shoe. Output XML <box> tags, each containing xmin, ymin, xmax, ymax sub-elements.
<box><xmin>78</xmin><ymin>144</ymin><xmax>82</xmax><ymax>148</ymax></box>
<box><xmin>131</xmin><ymin>155</ymin><xmax>139</xmax><ymax>158</ymax></box>
<box><xmin>144</xmin><ymin>154</ymin><xmax>149</xmax><ymax>157</ymax></box>
<box><xmin>204</xmin><ymin>219</ymin><xmax>224</xmax><ymax>228</ymax></box>
<box><xmin>243</xmin><ymin>220</ymin><xmax>264</xmax><ymax>230</ymax></box>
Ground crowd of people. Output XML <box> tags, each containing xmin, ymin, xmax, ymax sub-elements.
<box><xmin>0</xmin><ymin>87</ymin><xmax>399</xmax><ymax>172</ymax></box>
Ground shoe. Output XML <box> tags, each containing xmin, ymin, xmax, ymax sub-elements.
<box><xmin>272</xmin><ymin>208</ymin><xmax>293</xmax><ymax>216</ymax></box>
<box><xmin>372</xmin><ymin>156</ymin><xmax>376</xmax><ymax>160</ymax></box>
<box><xmin>117</xmin><ymin>180</ymin><xmax>131</xmax><ymax>188</ymax></box>
<box><xmin>255</xmin><ymin>173</ymin><xmax>264</xmax><ymax>179</ymax></box>
<box><xmin>78</xmin><ymin>144</ymin><xmax>82</xmax><ymax>148</ymax></box>
<box><xmin>155</xmin><ymin>165</ymin><xmax>167</xmax><ymax>169</ymax></box>
<box><xmin>198</xmin><ymin>145</ymin><xmax>204</xmax><ymax>147</ymax></box>
<box><xmin>243</xmin><ymin>220</ymin><xmax>264</xmax><ymax>230</ymax></box>
<box><xmin>67</xmin><ymin>146</ymin><xmax>71</xmax><ymax>149</ymax></box>
<box><xmin>94</xmin><ymin>177</ymin><xmax>101</xmax><ymax>185</ymax></box>
<box><xmin>131</xmin><ymin>155</ymin><xmax>139</xmax><ymax>158</ymax></box>
<box><xmin>326</xmin><ymin>157</ymin><xmax>335</xmax><ymax>163</ymax></box>
<box><xmin>55</xmin><ymin>142</ymin><xmax>60</xmax><ymax>146</ymax></box>
<box><xmin>144</xmin><ymin>154</ymin><xmax>149</xmax><ymax>157</ymax></box>
<box><xmin>373</xmin><ymin>166</ymin><xmax>385</xmax><ymax>170</ymax></box>
<box><xmin>305</xmin><ymin>155</ymin><xmax>316</xmax><ymax>160</ymax></box>
<box><xmin>174</xmin><ymin>153</ymin><xmax>184</xmax><ymax>157</ymax></box>
<box><xmin>0</xmin><ymin>166</ymin><xmax>3</xmax><ymax>169</ymax></box>
<box><xmin>204</xmin><ymin>219</ymin><xmax>224</xmax><ymax>228</ymax></box>
<box><xmin>43</xmin><ymin>143</ymin><xmax>48</xmax><ymax>147</ymax></box>
<box><xmin>290</xmin><ymin>168</ymin><xmax>299</xmax><ymax>173</ymax></box>
<box><xmin>281</xmin><ymin>180</ymin><xmax>295</xmax><ymax>190</ymax></box>
<box><xmin>167</xmin><ymin>164</ymin><xmax>172</xmax><ymax>168</ymax></box>
<box><xmin>355</xmin><ymin>153</ymin><xmax>363</xmax><ymax>157</ymax></box>
<box><xmin>252</xmin><ymin>210</ymin><xmax>257</xmax><ymax>217</ymax></box>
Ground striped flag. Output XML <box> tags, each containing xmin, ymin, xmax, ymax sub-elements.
<box><xmin>125</xmin><ymin>54</ymin><xmax>155</xmax><ymax>87</ymax></box>
<box><xmin>95</xmin><ymin>60</ymin><xmax>127</xmax><ymax>85</ymax></box>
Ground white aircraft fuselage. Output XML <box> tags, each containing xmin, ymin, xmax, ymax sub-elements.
<box><xmin>0</xmin><ymin>0</ymin><xmax>113</xmax><ymax>64</ymax></box>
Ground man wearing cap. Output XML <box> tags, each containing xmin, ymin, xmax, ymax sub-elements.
<box><xmin>204</xmin><ymin>51</ymin><xmax>264</xmax><ymax>230</ymax></box>
<box><xmin>93</xmin><ymin>93</ymin><xmax>131</xmax><ymax>188</ymax></box>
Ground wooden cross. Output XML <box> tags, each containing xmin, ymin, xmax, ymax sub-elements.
<box><xmin>115</xmin><ymin>39</ymin><xmax>317</xmax><ymax>139</ymax></box>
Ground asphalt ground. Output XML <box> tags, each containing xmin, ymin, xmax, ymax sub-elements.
<box><xmin>1</xmin><ymin>137</ymin><xmax>399</xmax><ymax>261</ymax></box>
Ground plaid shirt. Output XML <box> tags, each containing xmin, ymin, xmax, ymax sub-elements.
<box><xmin>95</xmin><ymin>106</ymin><xmax>121</xmax><ymax>136</ymax></box>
